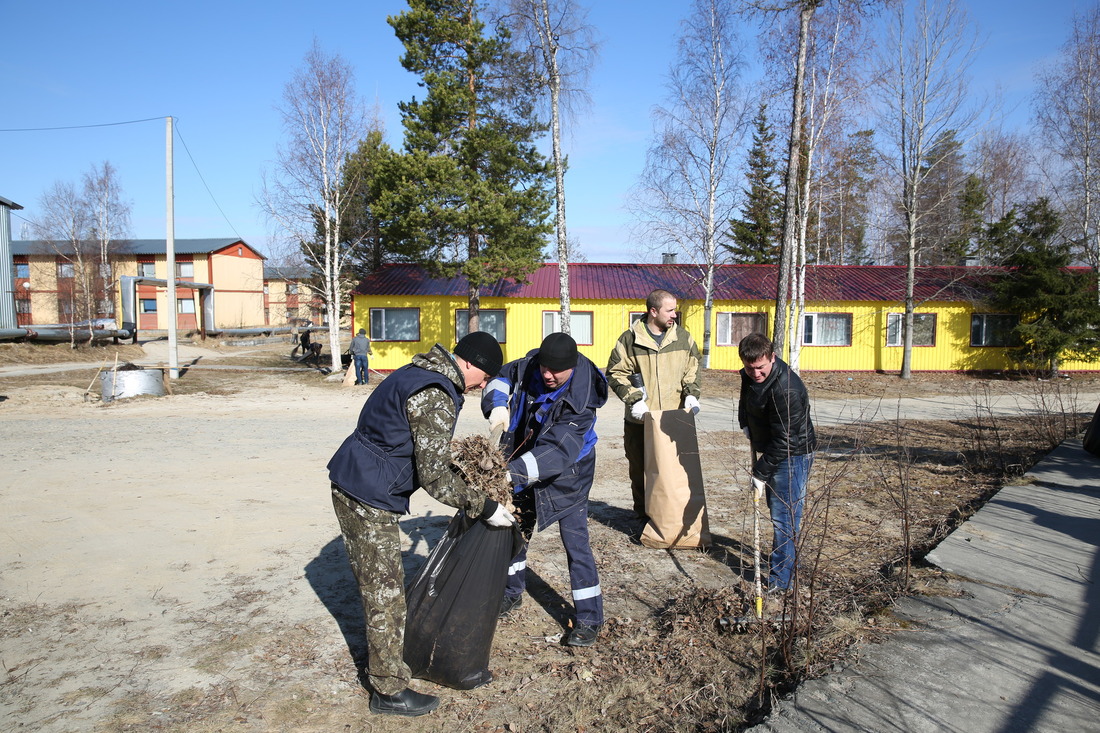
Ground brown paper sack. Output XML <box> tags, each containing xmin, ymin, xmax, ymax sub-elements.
<box><xmin>342</xmin><ymin>363</ymin><xmax>357</xmax><ymax>387</ymax></box>
<box><xmin>640</xmin><ymin>409</ymin><xmax>711</xmax><ymax>548</ymax></box>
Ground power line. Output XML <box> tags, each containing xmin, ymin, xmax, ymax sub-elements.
<box><xmin>0</xmin><ymin>116</ymin><xmax>167</xmax><ymax>132</ymax></box>
<box><xmin>173</xmin><ymin>121</ymin><xmax>245</xmax><ymax>241</ymax></box>
<box><xmin>3</xmin><ymin>114</ymin><xmax>249</xmax><ymax>243</ymax></box>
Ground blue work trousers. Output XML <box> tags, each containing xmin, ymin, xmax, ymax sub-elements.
<box><xmin>766</xmin><ymin>452</ymin><xmax>814</xmax><ymax>591</ymax></box>
<box><xmin>505</xmin><ymin>488</ymin><xmax>603</xmax><ymax>627</ymax></box>
<box><xmin>353</xmin><ymin>354</ymin><xmax>369</xmax><ymax>384</ymax></box>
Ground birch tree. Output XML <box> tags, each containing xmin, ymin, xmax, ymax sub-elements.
<box><xmin>875</xmin><ymin>0</ymin><xmax>981</xmax><ymax>378</ymax></box>
<box><xmin>631</xmin><ymin>0</ymin><xmax>750</xmax><ymax>367</ymax></box>
<box><xmin>497</xmin><ymin>0</ymin><xmax>598</xmax><ymax>335</ymax></box>
<box><xmin>29</xmin><ymin>162</ymin><xmax>131</xmax><ymax>342</ymax></box>
<box><xmin>261</xmin><ymin>40</ymin><xmax>366</xmax><ymax>373</ymax></box>
<box><xmin>1034</xmin><ymin>4</ymin><xmax>1100</xmax><ymax>302</ymax></box>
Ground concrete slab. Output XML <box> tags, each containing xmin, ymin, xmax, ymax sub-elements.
<box><xmin>752</xmin><ymin>440</ymin><xmax>1100</xmax><ymax>732</ymax></box>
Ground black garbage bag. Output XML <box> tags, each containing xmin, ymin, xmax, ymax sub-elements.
<box><xmin>403</xmin><ymin>510</ymin><xmax>524</xmax><ymax>690</ymax></box>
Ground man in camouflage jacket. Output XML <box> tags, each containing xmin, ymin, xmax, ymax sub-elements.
<box><xmin>606</xmin><ymin>289</ymin><xmax>702</xmax><ymax>522</ymax></box>
<box><xmin>327</xmin><ymin>332</ymin><xmax>514</xmax><ymax>717</ymax></box>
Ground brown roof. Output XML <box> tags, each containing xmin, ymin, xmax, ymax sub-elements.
<box><xmin>351</xmin><ymin>263</ymin><xmax>1045</xmax><ymax>303</ymax></box>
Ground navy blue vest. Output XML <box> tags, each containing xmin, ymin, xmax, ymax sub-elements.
<box><xmin>327</xmin><ymin>363</ymin><xmax>463</xmax><ymax>513</ymax></box>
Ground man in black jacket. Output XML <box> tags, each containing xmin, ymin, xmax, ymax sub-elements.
<box><xmin>737</xmin><ymin>333</ymin><xmax>816</xmax><ymax>593</ymax></box>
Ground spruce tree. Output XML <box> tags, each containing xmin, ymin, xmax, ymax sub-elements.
<box><xmin>989</xmin><ymin>198</ymin><xmax>1100</xmax><ymax>375</ymax></box>
<box><xmin>726</xmin><ymin>103</ymin><xmax>781</xmax><ymax>264</ymax></box>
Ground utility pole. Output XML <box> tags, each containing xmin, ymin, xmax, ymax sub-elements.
<box><xmin>166</xmin><ymin>116</ymin><xmax>179</xmax><ymax>379</ymax></box>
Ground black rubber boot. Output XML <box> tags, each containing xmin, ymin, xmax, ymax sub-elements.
<box><xmin>369</xmin><ymin>688</ymin><xmax>440</xmax><ymax>717</ymax></box>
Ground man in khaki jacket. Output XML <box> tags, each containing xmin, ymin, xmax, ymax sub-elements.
<box><xmin>606</xmin><ymin>289</ymin><xmax>702</xmax><ymax>523</ymax></box>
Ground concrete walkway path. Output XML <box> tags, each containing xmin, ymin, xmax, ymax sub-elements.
<box><xmin>752</xmin><ymin>438</ymin><xmax>1100</xmax><ymax>732</ymax></box>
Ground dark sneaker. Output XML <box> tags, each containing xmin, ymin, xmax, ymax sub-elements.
<box><xmin>498</xmin><ymin>594</ymin><xmax>523</xmax><ymax>618</ymax></box>
<box><xmin>369</xmin><ymin>688</ymin><xmax>440</xmax><ymax>717</ymax></box>
<box><xmin>565</xmin><ymin>623</ymin><xmax>601</xmax><ymax>647</ymax></box>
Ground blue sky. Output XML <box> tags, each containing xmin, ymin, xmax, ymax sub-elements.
<box><xmin>1</xmin><ymin>0</ymin><xmax>1086</xmax><ymax>264</ymax></box>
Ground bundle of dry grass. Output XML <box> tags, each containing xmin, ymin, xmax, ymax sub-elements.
<box><xmin>452</xmin><ymin>434</ymin><xmax>513</xmax><ymax>506</ymax></box>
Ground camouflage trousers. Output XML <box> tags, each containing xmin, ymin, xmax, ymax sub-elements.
<box><xmin>330</xmin><ymin>485</ymin><xmax>409</xmax><ymax>696</ymax></box>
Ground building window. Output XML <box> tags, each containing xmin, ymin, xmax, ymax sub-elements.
<box><xmin>287</xmin><ymin>282</ymin><xmax>299</xmax><ymax>295</ymax></box>
<box><xmin>455</xmin><ymin>309</ymin><xmax>506</xmax><ymax>343</ymax></box>
<box><xmin>175</xmin><ymin>261</ymin><xmax>194</xmax><ymax>278</ymax></box>
<box><xmin>717</xmin><ymin>312</ymin><xmax>767</xmax><ymax>346</ymax></box>
<box><xmin>803</xmin><ymin>312</ymin><xmax>852</xmax><ymax>346</ymax></box>
<box><xmin>886</xmin><ymin>313</ymin><xmax>937</xmax><ymax>347</ymax></box>
<box><xmin>970</xmin><ymin>314</ymin><xmax>1018</xmax><ymax>347</ymax></box>
<box><xmin>58</xmin><ymin>299</ymin><xmax>74</xmax><ymax>317</ymax></box>
<box><xmin>138</xmin><ymin>262</ymin><xmax>156</xmax><ymax>277</ymax></box>
<box><xmin>15</xmin><ymin>299</ymin><xmax>31</xmax><ymax>314</ymax></box>
<box><xmin>98</xmin><ymin>299</ymin><xmax>115</xmax><ymax>317</ymax></box>
<box><xmin>140</xmin><ymin>299</ymin><xmax>157</xmax><ymax>314</ymax></box>
<box><xmin>542</xmin><ymin>311</ymin><xmax>593</xmax><ymax>345</ymax></box>
<box><xmin>630</xmin><ymin>310</ymin><xmax>681</xmax><ymax>327</ymax></box>
<box><xmin>177</xmin><ymin>299</ymin><xmax>196</xmax><ymax>314</ymax></box>
<box><xmin>371</xmin><ymin>307</ymin><xmax>420</xmax><ymax>341</ymax></box>
<box><xmin>286</xmin><ymin>307</ymin><xmax>299</xmax><ymax>320</ymax></box>
<box><xmin>14</xmin><ymin>262</ymin><xmax>29</xmax><ymax>279</ymax></box>
<box><xmin>57</xmin><ymin>261</ymin><xmax>75</xmax><ymax>279</ymax></box>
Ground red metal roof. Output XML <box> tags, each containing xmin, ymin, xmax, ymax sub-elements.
<box><xmin>351</xmin><ymin>263</ymin><xmax>1034</xmax><ymax>303</ymax></box>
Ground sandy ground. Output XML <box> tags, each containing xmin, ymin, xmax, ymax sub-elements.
<box><xmin>1</xmin><ymin>343</ymin><xmax>747</xmax><ymax>731</ymax></box>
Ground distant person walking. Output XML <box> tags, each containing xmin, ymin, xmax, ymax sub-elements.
<box><xmin>350</xmin><ymin>328</ymin><xmax>373</xmax><ymax>385</ymax></box>
<box><xmin>606</xmin><ymin>289</ymin><xmax>701</xmax><ymax>525</ymax></box>
<box><xmin>738</xmin><ymin>333</ymin><xmax>816</xmax><ymax>594</ymax></box>
<box><xmin>296</xmin><ymin>329</ymin><xmax>312</xmax><ymax>359</ymax></box>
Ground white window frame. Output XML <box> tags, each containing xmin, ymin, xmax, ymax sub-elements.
<box><xmin>175</xmin><ymin>261</ymin><xmax>195</xmax><ymax>278</ymax></box>
<box><xmin>802</xmin><ymin>312</ymin><xmax>853</xmax><ymax>346</ymax></box>
<box><xmin>716</xmin><ymin>312</ymin><xmax>768</xmax><ymax>347</ymax></box>
<box><xmin>970</xmin><ymin>313</ymin><xmax>1017</xmax><ymax>347</ymax></box>
<box><xmin>14</xmin><ymin>262</ymin><xmax>30</xmax><ymax>279</ymax></box>
<box><xmin>140</xmin><ymin>299</ymin><xmax>158</xmax><ymax>314</ymax></box>
<box><xmin>455</xmin><ymin>309</ymin><xmax>506</xmax><ymax>343</ymax></box>
<box><xmin>138</xmin><ymin>262</ymin><xmax>157</xmax><ymax>277</ymax></box>
<box><xmin>886</xmin><ymin>312</ymin><xmax>937</xmax><ymax>347</ymax></box>
<box><xmin>371</xmin><ymin>307</ymin><xmax>421</xmax><ymax>342</ymax></box>
<box><xmin>57</xmin><ymin>261</ymin><xmax>75</xmax><ymax>279</ymax></box>
<box><xmin>542</xmin><ymin>311</ymin><xmax>593</xmax><ymax>345</ymax></box>
<box><xmin>177</xmin><ymin>298</ymin><xmax>196</xmax><ymax>314</ymax></box>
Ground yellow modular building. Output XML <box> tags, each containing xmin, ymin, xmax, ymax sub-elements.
<box><xmin>350</xmin><ymin>263</ymin><xmax>1100</xmax><ymax>373</ymax></box>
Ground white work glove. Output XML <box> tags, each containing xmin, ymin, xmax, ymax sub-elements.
<box><xmin>684</xmin><ymin>395</ymin><xmax>700</xmax><ymax>415</ymax></box>
<box><xmin>751</xmin><ymin>476</ymin><xmax>766</xmax><ymax>499</ymax></box>
<box><xmin>485</xmin><ymin>502</ymin><xmax>516</xmax><ymax>527</ymax></box>
<box><xmin>630</xmin><ymin>400</ymin><xmax>649</xmax><ymax>420</ymax></box>
<box><xmin>489</xmin><ymin>405</ymin><xmax>509</xmax><ymax>432</ymax></box>
<box><xmin>742</xmin><ymin>426</ymin><xmax>752</xmax><ymax>442</ymax></box>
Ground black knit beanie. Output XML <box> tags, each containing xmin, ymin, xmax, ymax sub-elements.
<box><xmin>538</xmin><ymin>332</ymin><xmax>578</xmax><ymax>370</ymax></box>
<box><xmin>453</xmin><ymin>331</ymin><xmax>504</xmax><ymax>377</ymax></box>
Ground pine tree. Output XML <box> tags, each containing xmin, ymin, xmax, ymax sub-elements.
<box><xmin>816</xmin><ymin>129</ymin><xmax>876</xmax><ymax>265</ymax></box>
<box><xmin>726</xmin><ymin>103</ymin><xmax>781</xmax><ymax>264</ymax></box>
<box><xmin>388</xmin><ymin>0</ymin><xmax>553</xmax><ymax>329</ymax></box>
